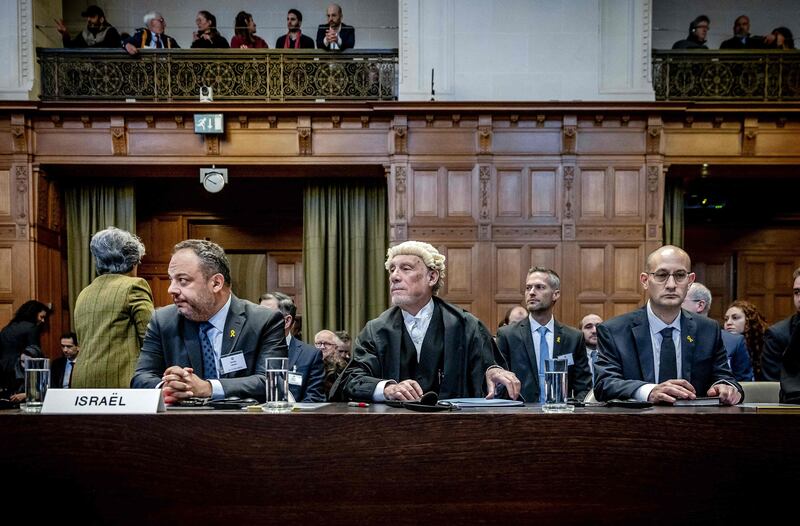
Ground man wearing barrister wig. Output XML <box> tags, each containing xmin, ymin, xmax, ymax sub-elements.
<box><xmin>333</xmin><ymin>241</ymin><xmax>520</xmax><ymax>402</ymax></box>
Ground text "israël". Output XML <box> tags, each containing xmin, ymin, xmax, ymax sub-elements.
<box><xmin>74</xmin><ymin>394</ymin><xmax>127</xmax><ymax>406</ymax></box>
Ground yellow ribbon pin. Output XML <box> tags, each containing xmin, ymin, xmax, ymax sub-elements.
<box><xmin>230</xmin><ymin>329</ymin><xmax>236</xmax><ymax>338</ymax></box>
<box><xmin>686</xmin><ymin>335</ymin><xmax>694</xmax><ymax>343</ymax></box>
<box><xmin>556</xmin><ymin>336</ymin><xmax>561</xmax><ymax>344</ymax></box>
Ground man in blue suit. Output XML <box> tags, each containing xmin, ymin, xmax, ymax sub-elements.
<box><xmin>497</xmin><ymin>267</ymin><xmax>592</xmax><ymax>402</ymax></box>
<box><xmin>259</xmin><ymin>292</ymin><xmax>325</xmax><ymax>402</ymax></box>
<box><xmin>682</xmin><ymin>282</ymin><xmax>754</xmax><ymax>381</ymax></box>
<box><xmin>594</xmin><ymin>245</ymin><xmax>742</xmax><ymax>405</ymax></box>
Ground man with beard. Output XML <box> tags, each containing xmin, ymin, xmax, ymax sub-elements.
<box><xmin>131</xmin><ymin>240</ymin><xmax>287</xmax><ymax>404</ymax></box>
<box><xmin>276</xmin><ymin>9</ymin><xmax>316</xmax><ymax>49</ymax></box>
<box><xmin>316</xmin><ymin>3</ymin><xmax>355</xmax><ymax>51</ymax></box>
<box><xmin>333</xmin><ymin>241</ymin><xmax>519</xmax><ymax>402</ymax></box>
<box><xmin>594</xmin><ymin>245</ymin><xmax>742</xmax><ymax>405</ymax></box>
<box><xmin>496</xmin><ymin>268</ymin><xmax>592</xmax><ymax>403</ymax></box>
<box><xmin>580</xmin><ymin>314</ymin><xmax>603</xmax><ymax>384</ymax></box>
<box><xmin>720</xmin><ymin>15</ymin><xmax>764</xmax><ymax>49</ymax></box>
<box><xmin>55</xmin><ymin>5</ymin><xmax>121</xmax><ymax>48</ymax></box>
<box><xmin>762</xmin><ymin>267</ymin><xmax>800</xmax><ymax>381</ymax></box>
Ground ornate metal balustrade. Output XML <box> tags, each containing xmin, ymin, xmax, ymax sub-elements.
<box><xmin>38</xmin><ymin>48</ymin><xmax>398</xmax><ymax>102</ymax></box>
<box><xmin>653</xmin><ymin>50</ymin><xmax>800</xmax><ymax>101</ymax></box>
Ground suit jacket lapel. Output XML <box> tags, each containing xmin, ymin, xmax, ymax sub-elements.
<box><xmin>681</xmin><ymin>311</ymin><xmax>695</xmax><ymax>383</ymax></box>
<box><xmin>553</xmin><ymin>320</ymin><xmax>567</xmax><ymax>358</ymax></box>
<box><xmin>222</xmin><ymin>295</ymin><xmax>246</xmax><ymax>359</ymax></box>
<box><xmin>288</xmin><ymin>338</ymin><xmax>299</xmax><ymax>371</ymax></box>
<box><xmin>182</xmin><ymin>318</ymin><xmax>204</xmax><ymax>372</ymax></box>
<box><xmin>384</xmin><ymin>308</ymin><xmax>405</xmax><ymax>381</ymax></box>
<box><xmin>440</xmin><ymin>301</ymin><xmax>464</xmax><ymax>390</ymax></box>
<box><xmin>519</xmin><ymin>318</ymin><xmax>537</xmax><ymax>375</ymax></box>
<box><xmin>632</xmin><ymin>309</ymin><xmax>655</xmax><ymax>383</ymax></box>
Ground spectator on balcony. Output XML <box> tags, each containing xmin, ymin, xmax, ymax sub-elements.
<box><xmin>672</xmin><ymin>15</ymin><xmax>710</xmax><ymax>50</ymax></box>
<box><xmin>124</xmin><ymin>11</ymin><xmax>179</xmax><ymax>55</ymax></box>
<box><xmin>720</xmin><ymin>15</ymin><xmax>763</xmax><ymax>49</ymax></box>
<box><xmin>316</xmin><ymin>3</ymin><xmax>355</xmax><ymax>51</ymax></box>
<box><xmin>231</xmin><ymin>11</ymin><xmax>267</xmax><ymax>49</ymax></box>
<box><xmin>192</xmin><ymin>11</ymin><xmax>229</xmax><ymax>49</ymax></box>
<box><xmin>276</xmin><ymin>9</ymin><xmax>315</xmax><ymax>49</ymax></box>
<box><xmin>764</xmin><ymin>27</ymin><xmax>796</xmax><ymax>49</ymax></box>
<box><xmin>55</xmin><ymin>5</ymin><xmax>121</xmax><ymax>48</ymax></box>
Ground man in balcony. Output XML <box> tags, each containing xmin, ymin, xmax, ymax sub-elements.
<box><xmin>124</xmin><ymin>11</ymin><xmax>179</xmax><ymax>55</ymax></box>
<box><xmin>316</xmin><ymin>3</ymin><xmax>355</xmax><ymax>51</ymax></box>
<box><xmin>55</xmin><ymin>5</ymin><xmax>121</xmax><ymax>48</ymax></box>
<box><xmin>672</xmin><ymin>15</ymin><xmax>710</xmax><ymax>49</ymax></box>
<box><xmin>720</xmin><ymin>15</ymin><xmax>763</xmax><ymax>49</ymax></box>
<box><xmin>276</xmin><ymin>9</ymin><xmax>316</xmax><ymax>49</ymax></box>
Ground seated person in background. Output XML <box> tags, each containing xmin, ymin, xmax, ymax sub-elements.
<box><xmin>231</xmin><ymin>11</ymin><xmax>268</xmax><ymax>49</ymax></box>
<box><xmin>763</xmin><ymin>27</ymin><xmax>795</xmax><ymax>49</ymax></box>
<box><xmin>672</xmin><ymin>15</ymin><xmax>710</xmax><ymax>49</ymax></box>
<box><xmin>496</xmin><ymin>267</ymin><xmax>592</xmax><ymax>403</ymax></box>
<box><xmin>124</xmin><ymin>11</ymin><xmax>179</xmax><ymax>54</ymax></box>
<box><xmin>192</xmin><ymin>11</ymin><xmax>229</xmax><ymax>49</ymax></box>
<box><xmin>131</xmin><ymin>240</ymin><xmax>287</xmax><ymax>403</ymax></box>
<box><xmin>259</xmin><ymin>292</ymin><xmax>324</xmax><ymax>402</ymax></box>
<box><xmin>316</xmin><ymin>3</ymin><xmax>355</xmax><ymax>51</ymax></box>
<box><xmin>763</xmin><ymin>268</ymin><xmax>800</xmax><ymax>380</ymax></box>
<box><xmin>276</xmin><ymin>9</ymin><xmax>316</xmax><ymax>49</ymax></box>
<box><xmin>594</xmin><ymin>245</ymin><xmax>742</xmax><ymax>405</ymax></box>
<box><xmin>724</xmin><ymin>300</ymin><xmax>767</xmax><ymax>380</ymax></box>
<box><xmin>316</xmin><ymin>329</ymin><xmax>347</xmax><ymax>398</ymax></box>
<box><xmin>51</xmin><ymin>332</ymin><xmax>80</xmax><ymax>389</ymax></box>
<box><xmin>682</xmin><ymin>283</ymin><xmax>754</xmax><ymax>381</ymax></box>
<box><xmin>779</xmin><ymin>315</ymin><xmax>800</xmax><ymax>403</ymax></box>
<box><xmin>581</xmin><ymin>314</ymin><xmax>603</xmax><ymax>384</ymax></box>
<box><xmin>498</xmin><ymin>305</ymin><xmax>528</xmax><ymax>330</ymax></box>
<box><xmin>0</xmin><ymin>300</ymin><xmax>49</xmax><ymax>402</ymax></box>
<box><xmin>55</xmin><ymin>5</ymin><xmax>121</xmax><ymax>48</ymax></box>
<box><xmin>332</xmin><ymin>241</ymin><xmax>520</xmax><ymax>402</ymax></box>
<box><xmin>720</xmin><ymin>15</ymin><xmax>763</xmax><ymax>49</ymax></box>
<box><xmin>335</xmin><ymin>330</ymin><xmax>351</xmax><ymax>361</ymax></box>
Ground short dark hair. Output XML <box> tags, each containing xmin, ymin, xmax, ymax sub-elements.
<box><xmin>690</xmin><ymin>15</ymin><xmax>710</xmax><ymax>32</ymax></box>
<box><xmin>334</xmin><ymin>330</ymin><xmax>351</xmax><ymax>344</ymax></box>
<box><xmin>288</xmin><ymin>9</ymin><xmax>303</xmax><ymax>23</ymax></box>
<box><xmin>60</xmin><ymin>332</ymin><xmax>78</xmax><ymax>345</ymax></box>
<box><xmin>260</xmin><ymin>291</ymin><xmax>296</xmax><ymax>319</ymax></box>
<box><xmin>173</xmin><ymin>239</ymin><xmax>231</xmax><ymax>285</ymax></box>
<box><xmin>10</xmin><ymin>300</ymin><xmax>50</xmax><ymax>325</ymax></box>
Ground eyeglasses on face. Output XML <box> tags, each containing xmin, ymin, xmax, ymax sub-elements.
<box><xmin>647</xmin><ymin>270</ymin><xmax>690</xmax><ymax>284</ymax></box>
<box><xmin>315</xmin><ymin>341</ymin><xmax>337</xmax><ymax>348</ymax></box>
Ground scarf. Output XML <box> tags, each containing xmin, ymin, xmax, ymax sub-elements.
<box><xmin>283</xmin><ymin>29</ymin><xmax>303</xmax><ymax>49</ymax></box>
<box><xmin>81</xmin><ymin>24</ymin><xmax>110</xmax><ymax>47</ymax></box>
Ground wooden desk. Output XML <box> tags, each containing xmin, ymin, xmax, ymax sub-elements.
<box><xmin>1</xmin><ymin>404</ymin><xmax>797</xmax><ymax>524</ymax></box>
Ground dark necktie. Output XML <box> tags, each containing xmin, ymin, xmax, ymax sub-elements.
<box><xmin>155</xmin><ymin>34</ymin><xmax>162</xmax><ymax>48</ymax></box>
<box><xmin>589</xmin><ymin>350</ymin><xmax>598</xmax><ymax>382</ymax></box>
<box><xmin>199</xmin><ymin>322</ymin><xmax>218</xmax><ymax>379</ymax></box>
<box><xmin>659</xmin><ymin>327</ymin><xmax>678</xmax><ymax>382</ymax></box>
<box><xmin>537</xmin><ymin>326</ymin><xmax>549</xmax><ymax>402</ymax></box>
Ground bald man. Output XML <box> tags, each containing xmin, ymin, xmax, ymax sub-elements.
<box><xmin>594</xmin><ymin>245</ymin><xmax>742</xmax><ymax>405</ymax></box>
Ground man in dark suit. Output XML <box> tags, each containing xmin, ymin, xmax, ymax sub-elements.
<box><xmin>51</xmin><ymin>332</ymin><xmax>80</xmax><ymax>389</ymax></box>
<box><xmin>581</xmin><ymin>314</ymin><xmax>603</xmax><ymax>384</ymax></box>
<box><xmin>259</xmin><ymin>292</ymin><xmax>324</xmax><ymax>402</ymax></box>
<box><xmin>333</xmin><ymin>241</ymin><xmax>520</xmax><ymax>402</ymax></box>
<box><xmin>594</xmin><ymin>245</ymin><xmax>742</xmax><ymax>405</ymax></box>
<box><xmin>497</xmin><ymin>267</ymin><xmax>592</xmax><ymax>403</ymax></box>
<box><xmin>682</xmin><ymin>282</ymin><xmax>754</xmax><ymax>381</ymax></box>
<box><xmin>719</xmin><ymin>15</ymin><xmax>764</xmax><ymax>49</ymax></box>
<box><xmin>316</xmin><ymin>3</ymin><xmax>355</xmax><ymax>50</ymax></box>
<box><xmin>762</xmin><ymin>267</ymin><xmax>800</xmax><ymax>380</ymax></box>
<box><xmin>131</xmin><ymin>240</ymin><xmax>287</xmax><ymax>404</ymax></box>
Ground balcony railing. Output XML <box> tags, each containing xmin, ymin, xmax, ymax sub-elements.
<box><xmin>653</xmin><ymin>50</ymin><xmax>800</xmax><ymax>101</ymax></box>
<box><xmin>38</xmin><ymin>48</ymin><xmax>398</xmax><ymax>102</ymax></box>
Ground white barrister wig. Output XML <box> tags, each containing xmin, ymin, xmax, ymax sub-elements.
<box><xmin>384</xmin><ymin>241</ymin><xmax>446</xmax><ymax>293</ymax></box>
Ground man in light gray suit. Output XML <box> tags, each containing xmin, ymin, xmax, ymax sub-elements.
<box><xmin>132</xmin><ymin>239</ymin><xmax>287</xmax><ymax>403</ymax></box>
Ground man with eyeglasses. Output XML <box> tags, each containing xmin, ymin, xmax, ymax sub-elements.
<box><xmin>594</xmin><ymin>245</ymin><xmax>742</xmax><ymax>405</ymax></box>
<box><xmin>672</xmin><ymin>15</ymin><xmax>710</xmax><ymax>49</ymax></box>
<box><xmin>315</xmin><ymin>329</ymin><xmax>346</xmax><ymax>396</ymax></box>
<box><xmin>124</xmin><ymin>11</ymin><xmax>179</xmax><ymax>55</ymax></box>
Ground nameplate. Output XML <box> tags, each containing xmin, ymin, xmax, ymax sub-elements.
<box><xmin>42</xmin><ymin>389</ymin><xmax>165</xmax><ymax>414</ymax></box>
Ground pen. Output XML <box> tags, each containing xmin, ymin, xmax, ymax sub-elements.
<box><xmin>348</xmin><ymin>402</ymin><xmax>370</xmax><ymax>408</ymax></box>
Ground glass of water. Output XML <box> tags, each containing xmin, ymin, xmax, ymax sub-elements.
<box><xmin>543</xmin><ymin>358</ymin><xmax>574</xmax><ymax>413</ymax></box>
<box><xmin>24</xmin><ymin>357</ymin><xmax>50</xmax><ymax>413</ymax></box>
<box><xmin>264</xmin><ymin>357</ymin><xmax>290</xmax><ymax>413</ymax></box>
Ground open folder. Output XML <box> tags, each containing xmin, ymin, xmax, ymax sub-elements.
<box><xmin>440</xmin><ymin>398</ymin><xmax>525</xmax><ymax>408</ymax></box>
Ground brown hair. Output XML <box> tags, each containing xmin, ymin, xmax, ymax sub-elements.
<box><xmin>726</xmin><ymin>300</ymin><xmax>768</xmax><ymax>378</ymax></box>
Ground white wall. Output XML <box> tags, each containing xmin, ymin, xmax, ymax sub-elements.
<box><xmin>59</xmin><ymin>0</ymin><xmax>398</xmax><ymax>49</ymax></box>
<box><xmin>653</xmin><ymin>0</ymin><xmax>800</xmax><ymax>49</ymax></box>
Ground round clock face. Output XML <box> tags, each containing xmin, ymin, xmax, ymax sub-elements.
<box><xmin>203</xmin><ymin>172</ymin><xmax>225</xmax><ymax>193</ymax></box>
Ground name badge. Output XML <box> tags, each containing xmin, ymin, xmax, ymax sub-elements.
<box><xmin>42</xmin><ymin>388</ymin><xmax>165</xmax><ymax>414</ymax></box>
<box><xmin>558</xmin><ymin>353</ymin><xmax>575</xmax><ymax>366</ymax></box>
<box><xmin>288</xmin><ymin>372</ymin><xmax>303</xmax><ymax>386</ymax></box>
<box><xmin>220</xmin><ymin>352</ymin><xmax>247</xmax><ymax>374</ymax></box>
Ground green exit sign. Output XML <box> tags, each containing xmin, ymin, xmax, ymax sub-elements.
<box><xmin>194</xmin><ymin>114</ymin><xmax>224</xmax><ymax>134</ymax></box>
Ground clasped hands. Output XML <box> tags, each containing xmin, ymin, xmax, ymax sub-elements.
<box><xmin>161</xmin><ymin>366</ymin><xmax>212</xmax><ymax>404</ymax></box>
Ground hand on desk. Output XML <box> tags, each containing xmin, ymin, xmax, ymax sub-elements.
<box><xmin>648</xmin><ymin>379</ymin><xmax>696</xmax><ymax>404</ymax></box>
<box><xmin>384</xmin><ymin>379</ymin><xmax>423</xmax><ymax>401</ymax></box>
<box><xmin>707</xmin><ymin>383</ymin><xmax>741</xmax><ymax>406</ymax></box>
<box><xmin>485</xmin><ymin>367</ymin><xmax>521</xmax><ymax>401</ymax></box>
<box><xmin>161</xmin><ymin>366</ymin><xmax>212</xmax><ymax>404</ymax></box>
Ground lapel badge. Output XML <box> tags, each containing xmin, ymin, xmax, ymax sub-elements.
<box><xmin>556</xmin><ymin>336</ymin><xmax>561</xmax><ymax>344</ymax></box>
<box><xmin>230</xmin><ymin>329</ymin><xmax>236</xmax><ymax>338</ymax></box>
<box><xmin>686</xmin><ymin>335</ymin><xmax>694</xmax><ymax>343</ymax></box>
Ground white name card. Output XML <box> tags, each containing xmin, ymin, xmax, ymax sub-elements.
<box><xmin>42</xmin><ymin>389</ymin><xmax>165</xmax><ymax>414</ymax></box>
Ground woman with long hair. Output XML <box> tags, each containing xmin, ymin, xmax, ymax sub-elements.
<box><xmin>191</xmin><ymin>10</ymin><xmax>229</xmax><ymax>48</ymax></box>
<box><xmin>724</xmin><ymin>300</ymin><xmax>768</xmax><ymax>379</ymax></box>
<box><xmin>0</xmin><ymin>300</ymin><xmax>50</xmax><ymax>398</ymax></box>
<box><xmin>231</xmin><ymin>11</ymin><xmax>268</xmax><ymax>49</ymax></box>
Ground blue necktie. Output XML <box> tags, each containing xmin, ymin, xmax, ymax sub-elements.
<box><xmin>589</xmin><ymin>350</ymin><xmax>598</xmax><ymax>383</ymax></box>
<box><xmin>538</xmin><ymin>326</ymin><xmax>549</xmax><ymax>402</ymax></box>
<box><xmin>659</xmin><ymin>327</ymin><xmax>678</xmax><ymax>383</ymax></box>
<box><xmin>199</xmin><ymin>322</ymin><xmax>218</xmax><ymax>379</ymax></box>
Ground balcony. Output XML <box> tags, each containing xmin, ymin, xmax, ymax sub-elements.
<box><xmin>38</xmin><ymin>48</ymin><xmax>398</xmax><ymax>102</ymax></box>
<box><xmin>653</xmin><ymin>50</ymin><xmax>800</xmax><ymax>102</ymax></box>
